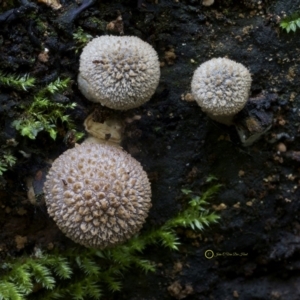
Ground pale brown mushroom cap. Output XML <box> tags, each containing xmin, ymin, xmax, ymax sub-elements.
<box><xmin>191</xmin><ymin>57</ymin><xmax>252</xmax><ymax>117</ymax></box>
<box><xmin>44</xmin><ymin>143</ymin><xmax>152</xmax><ymax>248</ymax></box>
<box><xmin>78</xmin><ymin>35</ymin><xmax>160</xmax><ymax>110</ymax></box>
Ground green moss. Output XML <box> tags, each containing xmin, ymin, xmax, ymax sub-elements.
<box><xmin>0</xmin><ymin>150</ymin><xmax>17</xmax><ymax>176</ymax></box>
<box><xmin>0</xmin><ymin>73</ymin><xmax>35</xmax><ymax>91</ymax></box>
<box><xmin>12</xmin><ymin>78</ymin><xmax>78</xmax><ymax>140</ymax></box>
<box><xmin>280</xmin><ymin>12</ymin><xmax>300</xmax><ymax>33</ymax></box>
<box><xmin>0</xmin><ymin>181</ymin><xmax>221</xmax><ymax>300</ymax></box>
<box><xmin>73</xmin><ymin>27</ymin><xmax>93</xmax><ymax>53</ymax></box>
<box><xmin>0</xmin><ymin>73</ymin><xmax>81</xmax><ymax>180</ymax></box>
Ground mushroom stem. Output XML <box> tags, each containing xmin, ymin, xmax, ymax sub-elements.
<box><xmin>206</xmin><ymin>113</ymin><xmax>236</xmax><ymax>126</ymax></box>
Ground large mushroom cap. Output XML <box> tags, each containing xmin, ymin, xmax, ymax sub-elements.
<box><xmin>44</xmin><ymin>143</ymin><xmax>152</xmax><ymax>248</ymax></box>
<box><xmin>78</xmin><ymin>35</ymin><xmax>160</xmax><ymax>110</ymax></box>
<box><xmin>191</xmin><ymin>57</ymin><xmax>252</xmax><ymax>117</ymax></box>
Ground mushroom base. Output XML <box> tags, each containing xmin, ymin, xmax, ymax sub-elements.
<box><xmin>206</xmin><ymin>113</ymin><xmax>235</xmax><ymax>126</ymax></box>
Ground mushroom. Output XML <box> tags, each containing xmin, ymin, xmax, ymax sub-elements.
<box><xmin>78</xmin><ymin>35</ymin><xmax>160</xmax><ymax>110</ymax></box>
<box><xmin>44</xmin><ymin>143</ymin><xmax>152</xmax><ymax>248</ymax></box>
<box><xmin>191</xmin><ymin>57</ymin><xmax>252</xmax><ymax>125</ymax></box>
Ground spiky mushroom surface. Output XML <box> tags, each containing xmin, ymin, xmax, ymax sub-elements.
<box><xmin>44</xmin><ymin>143</ymin><xmax>152</xmax><ymax>249</ymax></box>
<box><xmin>78</xmin><ymin>35</ymin><xmax>160</xmax><ymax>110</ymax></box>
<box><xmin>191</xmin><ymin>57</ymin><xmax>252</xmax><ymax>124</ymax></box>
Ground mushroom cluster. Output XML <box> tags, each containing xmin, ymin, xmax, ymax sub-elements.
<box><xmin>191</xmin><ymin>57</ymin><xmax>252</xmax><ymax>125</ymax></box>
<box><xmin>44</xmin><ymin>143</ymin><xmax>152</xmax><ymax>248</ymax></box>
<box><xmin>78</xmin><ymin>35</ymin><xmax>160</xmax><ymax>110</ymax></box>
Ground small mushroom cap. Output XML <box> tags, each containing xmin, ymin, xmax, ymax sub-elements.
<box><xmin>191</xmin><ymin>57</ymin><xmax>252</xmax><ymax>116</ymax></box>
<box><xmin>44</xmin><ymin>143</ymin><xmax>152</xmax><ymax>248</ymax></box>
<box><xmin>78</xmin><ymin>35</ymin><xmax>160</xmax><ymax>110</ymax></box>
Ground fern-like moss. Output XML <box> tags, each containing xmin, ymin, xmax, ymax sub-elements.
<box><xmin>12</xmin><ymin>78</ymin><xmax>77</xmax><ymax>140</ymax></box>
<box><xmin>280</xmin><ymin>12</ymin><xmax>300</xmax><ymax>33</ymax></box>
<box><xmin>0</xmin><ymin>73</ymin><xmax>35</xmax><ymax>91</ymax></box>
<box><xmin>0</xmin><ymin>252</ymin><xmax>72</xmax><ymax>300</ymax></box>
<box><xmin>0</xmin><ymin>182</ymin><xmax>221</xmax><ymax>300</ymax></box>
<box><xmin>0</xmin><ymin>150</ymin><xmax>17</xmax><ymax>176</ymax></box>
<box><xmin>73</xmin><ymin>27</ymin><xmax>93</xmax><ymax>53</ymax></box>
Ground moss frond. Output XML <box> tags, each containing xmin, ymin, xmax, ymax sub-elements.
<box><xmin>73</xmin><ymin>27</ymin><xmax>93</xmax><ymax>53</ymax></box>
<box><xmin>28</xmin><ymin>261</ymin><xmax>55</xmax><ymax>289</ymax></box>
<box><xmin>12</xmin><ymin>77</ymin><xmax>77</xmax><ymax>140</ymax></box>
<box><xmin>280</xmin><ymin>12</ymin><xmax>300</xmax><ymax>33</ymax></box>
<box><xmin>43</xmin><ymin>78</ymin><xmax>70</xmax><ymax>95</ymax></box>
<box><xmin>43</xmin><ymin>256</ymin><xmax>72</xmax><ymax>279</ymax></box>
<box><xmin>77</xmin><ymin>257</ymin><xmax>101</xmax><ymax>276</ymax></box>
<box><xmin>0</xmin><ymin>151</ymin><xmax>17</xmax><ymax>176</ymax></box>
<box><xmin>0</xmin><ymin>73</ymin><xmax>35</xmax><ymax>91</ymax></box>
<box><xmin>0</xmin><ymin>281</ymin><xmax>23</xmax><ymax>300</ymax></box>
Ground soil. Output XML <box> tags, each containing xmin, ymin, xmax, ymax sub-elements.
<box><xmin>1</xmin><ymin>0</ymin><xmax>300</xmax><ymax>299</ymax></box>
